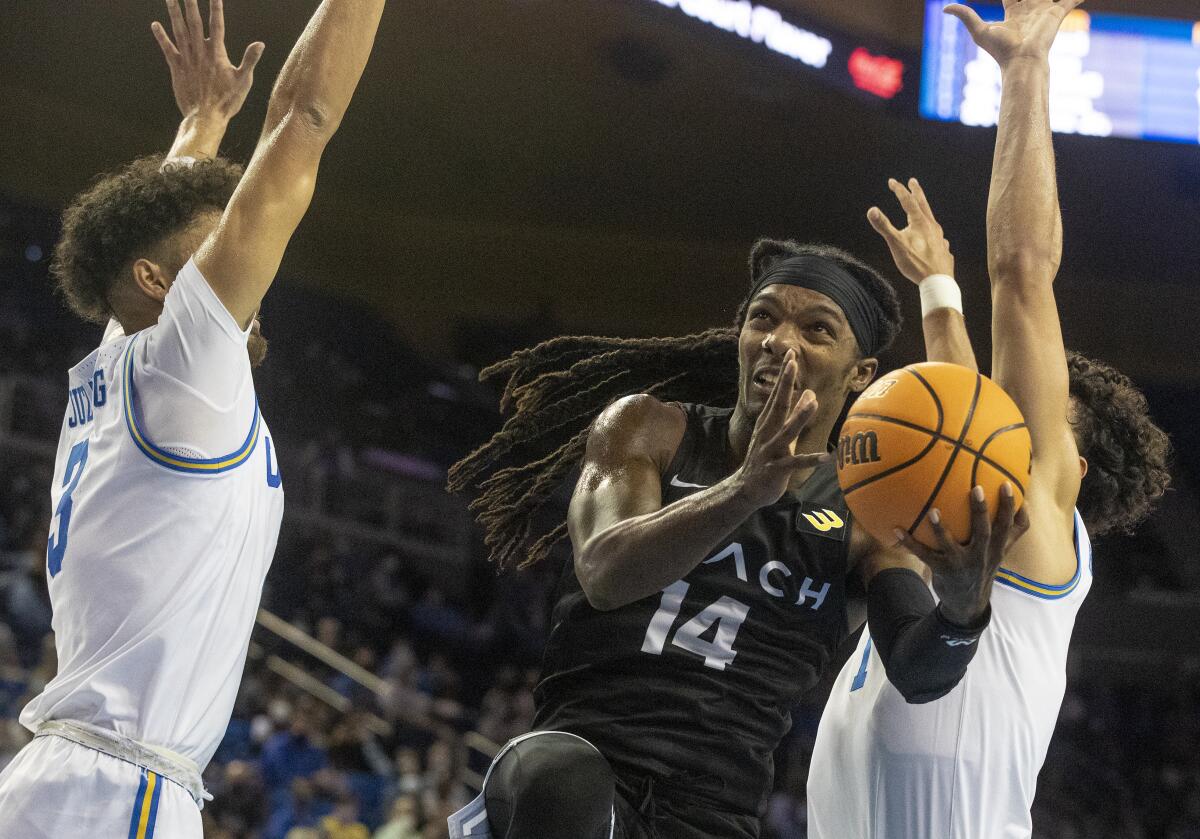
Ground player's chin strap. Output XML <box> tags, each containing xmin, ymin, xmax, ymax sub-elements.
<box><xmin>34</xmin><ymin>719</ymin><xmax>213</xmax><ymax>808</ymax></box>
<box><xmin>448</xmin><ymin>730</ymin><xmax>616</xmax><ymax>839</ymax></box>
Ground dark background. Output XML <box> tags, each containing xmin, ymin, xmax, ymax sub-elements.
<box><xmin>2</xmin><ymin>2</ymin><xmax>1199</xmax><ymax>836</ymax></box>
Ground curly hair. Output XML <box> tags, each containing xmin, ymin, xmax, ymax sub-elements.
<box><xmin>51</xmin><ymin>155</ymin><xmax>243</xmax><ymax>323</ymax></box>
<box><xmin>1068</xmin><ymin>351</ymin><xmax>1171</xmax><ymax>536</ymax></box>
<box><xmin>448</xmin><ymin>239</ymin><xmax>902</xmax><ymax>571</ymax></box>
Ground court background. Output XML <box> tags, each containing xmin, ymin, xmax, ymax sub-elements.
<box><xmin>1</xmin><ymin>2</ymin><xmax>1198</xmax><ymax>836</ymax></box>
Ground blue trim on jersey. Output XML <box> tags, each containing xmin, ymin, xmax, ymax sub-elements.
<box><xmin>121</xmin><ymin>333</ymin><xmax>261</xmax><ymax>474</ymax></box>
<box><xmin>994</xmin><ymin>510</ymin><xmax>1085</xmax><ymax>600</ymax></box>
<box><xmin>850</xmin><ymin>636</ymin><xmax>873</xmax><ymax>692</ymax></box>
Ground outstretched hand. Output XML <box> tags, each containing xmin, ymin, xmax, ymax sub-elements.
<box><xmin>894</xmin><ymin>483</ymin><xmax>1030</xmax><ymax>625</ymax></box>
<box><xmin>868</xmin><ymin>178</ymin><xmax>954</xmax><ymax>286</ymax></box>
<box><xmin>734</xmin><ymin>350</ymin><xmax>830</xmax><ymax>509</ymax></box>
<box><xmin>945</xmin><ymin>0</ymin><xmax>1085</xmax><ymax>68</ymax></box>
<box><xmin>153</xmin><ymin>0</ymin><xmax>265</xmax><ymax>123</ymax></box>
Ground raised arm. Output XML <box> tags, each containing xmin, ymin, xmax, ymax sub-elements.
<box><xmin>947</xmin><ymin>0</ymin><xmax>1083</xmax><ymax>517</ymax></box>
<box><xmin>868</xmin><ymin>177</ymin><xmax>976</xmax><ymax>370</ymax></box>
<box><xmin>194</xmin><ymin>0</ymin><xmax>386</xmax><ymax>329</ymax></box>
<box><xmin>572</xmin><ymin>353</ymin><xmax>825</xmax><ymax>611</ymax></box>
<box><xmin>153</xmin><ymin>0</ymin><xmax>265</xmax><ymax>161</ymax></box>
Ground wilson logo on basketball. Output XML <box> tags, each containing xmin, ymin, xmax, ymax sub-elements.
<box><xmin>837</xmin><ymin>430</ymin><xmax>882</xmax><ymax>470</ymax></box>
<box><xmin>860</xmin><ymin>379</ymin><xmax>898</xmax><ymax>399</ymax></box>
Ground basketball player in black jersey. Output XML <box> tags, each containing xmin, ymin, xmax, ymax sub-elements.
<box><xmin>448</xmin><ymin>237</ymin><xmax>1030</xmax><ymax>837</ymax></box>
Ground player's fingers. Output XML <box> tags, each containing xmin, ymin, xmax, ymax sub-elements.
<box><xmin>768</xmin><ymin>353</ymin><xmax>800</xmax><ymax>428</ymax></box>
<box><xmin>966</xmin><ymin>485</ymin><xmax>991</xmax><ymax>549</ymax></box>
<box><xmin>944</xmin><ymin>4</ymin><xmax>989</xmax><ymax>39</ymax></box>
<box><xmin>151</xmin><ymin>21</ymin><xmax>181</xmax><ymax>63</ymax></box>
<box><xmin>908</xmin><ymin>178</ymin><xmax>937</xmax><ymax>223</ymax></box>
<box><xmin>1002</xmin><ymin>490</ymin><xmax>1031</xmax><ymax>552</ymax></box>
<box><xmin>237</xmin><ymin>42</ymin><xmax>266</xmax><ymax>75</ymax></box>
<box><xmin>867</xmin><ymin>207</ymin><xmax>901</xmax><ymax>242</ymax></box>
<box><xmin>184</xmin><ymin>0</ymin><xmax>206</xmax><ymax>43</ymax></box>
<box><xmin>165</xmin><ymin>0</ymin><xmax>188</xmax><ymax>46</ymax></box>
<box><xmin>753</xmin><ymin>350</ymin><xmax>791</xmax><ymax>433</ymax></box>
<box><xmin>780</xmin><ymin>389</ymin><xmax>819</xmax><ymax>443</ymax></box>
<box><xmin>888</xmin><ymin>178</ymin><xmax>922</xmax><ymax>222</ymax></box>
<box><xmin>988</xmin><ymin>483</ymin><xmax>1018</xmax><ymax>563</ymax></box>
<box><xmin>928</xmin><ymin>507</ymin><xmax>959</xmax><ymax>555</ymax></box>
<box><xmin>786</xmin><ymin>450</ymin><xmax>832</xmax><ymax>471</ymax></box>
<box><xmin>1010</xmin><ymin>501</ymin><xmax>1031</xmax><ymax>545</ymax></box>
<box><xmin>893</xmin><ymin>528</ymin><xmax>937</xmax><ymax>565</ymax></box>
<box><xmin>209</xmin><ymin>0</ymin><xmax>225</xmax><ymax>44</ymax></box>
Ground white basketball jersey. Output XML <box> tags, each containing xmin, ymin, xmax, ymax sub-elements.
<box><xmin>20</xmin><ymin>260</ymin><xmax>284</xmax><ymax>770</ymax></box>
<box><xmin>808</xmin><ymin>512</ymin><xmax>1093</xmax><ymax>839</ymax></box>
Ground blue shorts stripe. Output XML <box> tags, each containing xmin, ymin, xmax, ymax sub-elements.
<box><xmin>145</xmin><ymin>771</ymin><xmax>162</xmax><ymax>839</ymax></box>
<box><xmin>127</xmin><ymin>771</ymin><xmax>149</xmax><ymax>839</ymax></box>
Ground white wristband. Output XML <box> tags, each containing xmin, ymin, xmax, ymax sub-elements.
<box><xmin>919</xmin><ymin>274</ymin><xmax>963</xmax><ymax>317</ymax></box>
<box><xmin>160</xmin><ymin>156</ymin><xmax>198</xmax><ymax>172</ymax></box>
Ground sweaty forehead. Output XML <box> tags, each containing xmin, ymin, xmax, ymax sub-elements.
<box><xmin>749</xmin><ymin>284</ymin><xmax>850</xmax><ymax>324</ymax></box>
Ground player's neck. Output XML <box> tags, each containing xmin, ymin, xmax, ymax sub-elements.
<box><xmin>114</xmin><ymin>307</ymin><xmax>161</xmax><ymax>337</ymax></box>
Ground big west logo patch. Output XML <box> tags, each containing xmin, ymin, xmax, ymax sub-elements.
<box><xmin>797</xmin><ymin>503</ymin><xmax>849</xmax><ymax>541</ymax></box>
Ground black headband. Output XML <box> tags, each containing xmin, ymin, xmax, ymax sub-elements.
<box><xmin>747</xmin><ymin>254</ymin><xmax>886</xmax><ymax>356</ymax></box>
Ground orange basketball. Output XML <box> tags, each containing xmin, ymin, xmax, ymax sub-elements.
<box><xmin>836</xmin><ymin>362</ymin><xmax>1032</xmax><ymax>548</ymax></box>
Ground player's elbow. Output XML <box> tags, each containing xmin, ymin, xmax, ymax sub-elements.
<box><xmin>579</xmin><ymin>568</ymin><xmax>623</xmax><ymax>612</ymax></box>
<box><xmin>575</xmin><ymin>549</ymin><xmax>626</xmax><ymax>612</ymax></box>
<box><xmin>300</xmin><ymin>100</ymin><xmax>342</xmax><ymax>135</ymax></box>
<box><xmin>269</xmin><ymin>100</ymin><xmax>343</xmax><ymax>147</ymax></box>
<box><xmin>988</xmin><ymin>247</ymin><xmax>1061</xmax><ymax>289</ymax></box>
<box><xmin>886</xmin><ymin>667</ymin><xmax>958</xmax><ymax>705</ymax></box>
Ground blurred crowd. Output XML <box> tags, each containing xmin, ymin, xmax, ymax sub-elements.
<box><xmin>2</xmin><ymin>197</ymin><xmax>1199</xmax><ymax>837</ymax></box>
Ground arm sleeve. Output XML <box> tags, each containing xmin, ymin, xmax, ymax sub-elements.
<box><xmin>866</xmin><ymin>567</ymin><xmax>991</xmax><ymax>704</ymax></box>
<box><xmin>130</xmin><ymin>258</ymin><xmax>257</xmax><ymax>460</ymax></box>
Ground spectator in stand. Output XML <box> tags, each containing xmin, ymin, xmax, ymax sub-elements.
<box><xmin>262</xmin><ymin>698</ymin><xmax>329</xmax><ymax>803</ymax></box>
<box><xmin>0</xmin><ymin>524</ymin><xmax>52</xmax><ymax>668</ymax></box>
<box><xmin>320</xmin><ymin>792</ymin><xmax>372</xmax><ymax>839</ymax></box>
<box><xmin>373</xmin><ymin>794</ymin><xmax>422</xmax><ymax>839</ymax></box>
<box><xmin>269</xmin><ymin>777</ymin><xmax>323</xmax><ymax>839</ymax></box>
<box><xmin>202</xmin><ymin>760</ymin><xmax>267</xmax><ymax>838</ymax></box>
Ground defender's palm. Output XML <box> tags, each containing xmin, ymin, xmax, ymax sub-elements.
<box><xmin>153</xmin><ymin>0</ymin><xmax>264</xmax><ymax>121</ymax></box>
<box><xmin>946</xmin><ymin>0</ymin><xmax>1084</xmax><ymax>66</ymax></box>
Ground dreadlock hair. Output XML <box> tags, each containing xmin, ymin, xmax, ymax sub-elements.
<box><xmin>51</xmin><ymin>155</ymin><xmax>243</xmax><ymax>324</ymax></box>
<box><xmin>448</xmin><ymin>238</ymin><xmax>903</xmax><ymax>571</ymax></box>
<box><xmin>1067</xmin><ymin>351</ymin><xmax>1171</xmax><ymax>536</ymax></box>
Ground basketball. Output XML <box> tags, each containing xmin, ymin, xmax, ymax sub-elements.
<box><xmin>836</xmin><ymin>362</ymin><xmax>1032</xmax><ymax>548</ymax></box>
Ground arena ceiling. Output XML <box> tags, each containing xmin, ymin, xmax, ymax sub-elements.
<box><xmin>1</xmin><ymin>1</ymin><xmax>1197</xmax><ymax>382</ymax></box>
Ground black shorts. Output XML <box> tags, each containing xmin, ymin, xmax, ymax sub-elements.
<box><xmin>483</xmin><ymin>731</ymin><xmax>759</xmax><ymax>839</ymax></box>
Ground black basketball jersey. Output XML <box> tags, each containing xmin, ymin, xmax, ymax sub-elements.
<box><xmin>533</xmin><ymin>403</ymin><xmax>853</xmax><ymax>816</ymax></box>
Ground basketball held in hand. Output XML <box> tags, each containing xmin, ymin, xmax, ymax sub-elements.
<box><xmin>836</xmin><ymin>362</ymin><xmax>1032</xmax><ymax>548</ymax></box>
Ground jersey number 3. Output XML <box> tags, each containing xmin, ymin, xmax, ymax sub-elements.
<box><xmin>641</xmin><ymin>580</ymin><xmax>750</xmax><ymax>671</ymax></box>
<box><xmin>47</xmin><ymin>439</ymin><xmax>89</xmax><ymax>578</ymax></box>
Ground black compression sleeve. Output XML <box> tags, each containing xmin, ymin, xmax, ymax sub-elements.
<box><xmin>866</xmin><ymin>567</ymin><xmax>991</xmax><ymax>704</ymax></box>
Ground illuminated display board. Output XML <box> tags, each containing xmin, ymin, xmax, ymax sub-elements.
<box><xmin>921</xmin><ymin>1</ymin><xmax>1200</xmax><ymax>144</ymax></box>
<box><xmin>644</xmin><ymin>0</ymin><xmax>917</xmax><ymax>105</ymax></box>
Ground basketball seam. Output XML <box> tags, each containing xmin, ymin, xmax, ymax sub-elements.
<box><xmin>969</xmin><ymin>422</ymin><xmax>1030</xmax><ymax>497</ymax></box>
<box><xmin>843</xmin><ymin>414</ymin><xmax>1028</xmax><ymax>495</ymax></box>
<box><xmin>905</xmin><ymin>368</ymin><xmax>945</xmax><ymax>437</ymax></box>
<box><xmin>840</xmin><ymin>367</ymin><xmax>946</xmax><ymax>497</ymax></box>
<box><xmin>907</xmin><ymin>372</ymin><xmax>983</xmax><ymax>535</ymax></box>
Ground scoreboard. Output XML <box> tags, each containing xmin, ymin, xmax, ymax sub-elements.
<box><xmin>921</xmin><ymin>1</ymin><xmax>1200</xmax><ymax>144</ymax></box>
